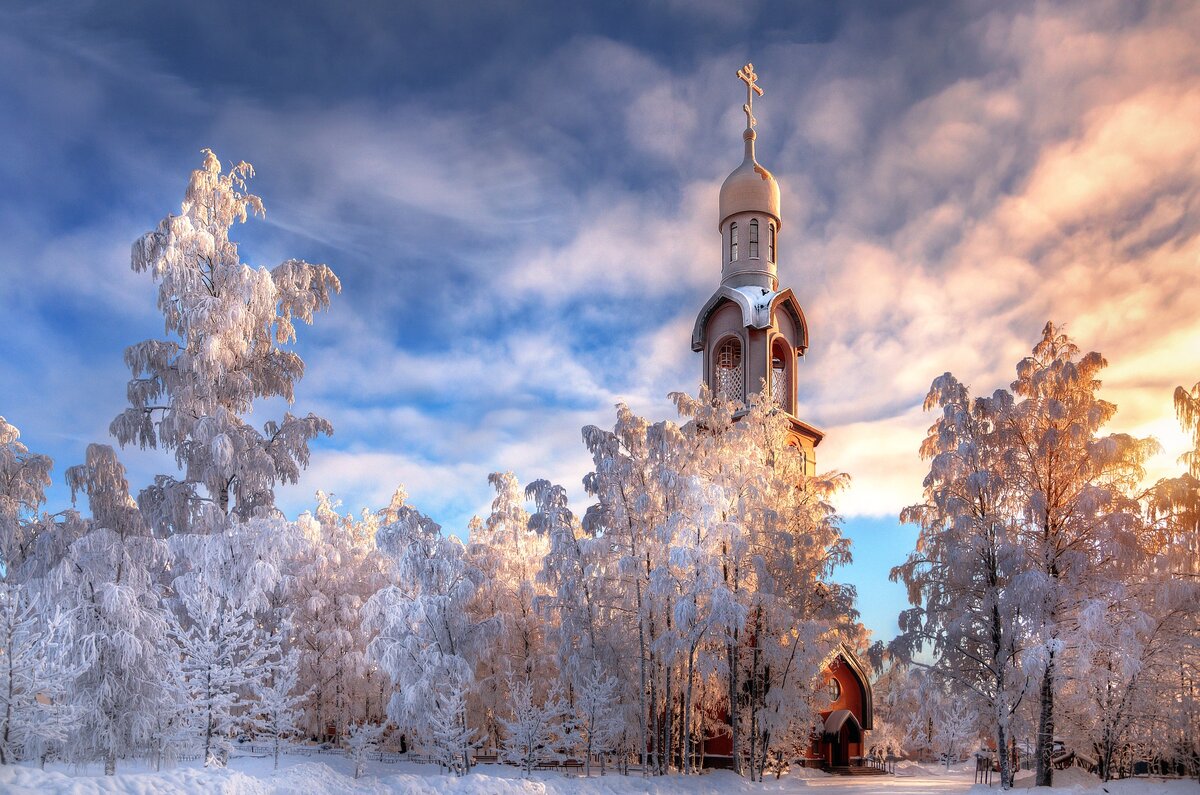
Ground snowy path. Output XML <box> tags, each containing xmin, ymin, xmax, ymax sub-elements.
<box><xmin>2</xmin><ymin>759</ymin><xmax>1195</xmax><ymax>795</ymax></box>
<box><xmin>0</xmin><ymin>758</ymin><xmax>977</xmax><ymax>795</ymax></box>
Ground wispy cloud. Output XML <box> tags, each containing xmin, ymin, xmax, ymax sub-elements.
<box><xmin>1</xmin><ymin>1</ymin><xmax>1196</xmax><ymax>595</ymax></box>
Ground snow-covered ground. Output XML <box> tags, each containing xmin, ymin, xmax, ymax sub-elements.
<box><xmin>1</xmin><ymin>757</ymin><xmax>1195</xmax><ymax>795</ymax></box>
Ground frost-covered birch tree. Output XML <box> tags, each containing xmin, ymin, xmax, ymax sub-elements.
<box><xmin>468</xmin><ymin>473</ymin><xmax>551</xmax><ymax>750</ymax></box>
<box><xmin>165</xmin><ymin>515</ymin><xmax>302</xmax><ymax>764</ymax></box>
<box><xmin>581</xmin><ymin>406</ymin><xmax>661</xmax><ymax>772</ymax></box>
<box><xmin>895</xmin><ymin>324</ymin><xmax>1173</xmax><ymax>786</ymax></box>
<box><xmin>364</xmin><ymin>500</ymin><xmax>496</xmax><ymax>773</ymax></box>
<box><xmin>55</xmin><ymin>444</ymin><xmax>172</xmax><ymax>775</ymax></box>
<box><xmin>291</xmin><ymin>494</ymin><xmax>388</xmax><ymax>742</ymax></box>
<box><xmin>0</xmin><ymin>584</ymin><xmax>79</xmax><ymax>765</ymax></box>
<box><xmin>500</xmin><ymin>675</ymin><xmax>566</xmax><ymax>775</ymax></box>
<box><xmin>892</xmin><ymin>373</ymin><xmax>1028</xmax><ymax>788</ymax></box>
<box><xmin>1005</xmin><ymin>323</ymin><xmax>1155</xmax><ymax>786</ymax></box>
<box><xmin>0</xmin><ymin>418</ymin><xmax>53</xmax><ymax>581</ymax></box>
<box><xmin>110</xmin><ymin>149</ymin><xmax>339</xmax><ymax>535</ymax></box>
<box><xmin>670</xmin><ymin>387</ymin><xmax>852</xmax><ymax>780</ymax></box>
<box><xmin>169</xmin><ymin>591</ymin><xmax>269</xmax><ymax>766</ymax></box>
<box><xmin>344</xmin><ymin>720</ymin><xmax>386</xmax><ymax>779</ymax></box>
<box><xmin>572</xmin><ymin>661</ymin><xmax>622</xmax><ymax>776</ymax></box>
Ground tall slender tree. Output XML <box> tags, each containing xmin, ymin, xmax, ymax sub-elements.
<box><xmin>1006</xmin><ymin>324</ymin><xmax>1155</xmax><ymax>786</ymax></box>
<box><xmin>892</xmin><ymin>374</ymin><xmax>1028</xmax><ymax>788</ymax></box>
<box><xmin>110</xmin><ymin>149</ymin><xmax>340</xmax><ymax>535</ymax></box>
<box><xmin>55</xmin><ymin>445</ymin><xmax>172</xmax><ymax>775</ymax></box>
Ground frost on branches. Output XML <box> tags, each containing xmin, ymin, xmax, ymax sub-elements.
<box><xmin>499</xmin><ymin>675</ymin><xmax>567</xmax><ymax>775</ymax></box>
<box><xmin>0</xmin><ymin>417</ymin><xmax>53</xmax><ymax>580</ymax></box>
<box><xmin>290</xmin><ymin>494</ymin><xmax>389</xmax><ymax>743</ymax></box>
<box><xmin>0</xmin><ymin>584</ymin><xmax>79</xmax><ymax>765</ymax></box>
<box><xmin>56</xmin><ymin>445</ymin><xmax>173</xmax><ymax>775</ymax></box>
<box><xmin>575</xmin><ymin>387</ymin><xmax>856</xmax><ymax>780</ymax></box>
<box><xmin>110</xmin><ymin>149</ymin><xmax>340</xmax><ymax>535</ymax></box>
<box><xmin>250</xmin><ymin>644</ymin><xmax>310</xmax><ymax>770</ymax></box>
<box><xmin>893</xmin><ymin>323</ymin><xmax>1198</xmax><ymax>786</ymax></box>
<box><xmin>344</xmin><ymin>720</ymin><xmax>386</xmax><ymax>779</ymax></box>
<box><xmin>364</xmin><ymin>500</ymin><xmax>495</xmax><ymax>774</ymax></box>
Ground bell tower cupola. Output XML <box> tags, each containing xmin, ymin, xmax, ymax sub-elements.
<box><xmin>691</xmin><ymin>63</ymin><xmax>823</xmax><ymax>471</ymax></box>
<box><xmin>718</xmin><ymin>63</ymin><xmax>782</xmax><ymax>291</ymax></box>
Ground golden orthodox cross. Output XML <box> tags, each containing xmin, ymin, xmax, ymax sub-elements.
<box><xmin>737</xmin><ymin>62</ymin><xmax>764</xmax><ymax>130</ymax></box>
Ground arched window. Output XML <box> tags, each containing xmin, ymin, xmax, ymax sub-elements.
<box><xmin>714</xmin><ymin>337</ymin><xmax>744</xmax><ymax>403</ymax></box>
<box><xmin>749</xmin><ymin>219</ymin><xmax>759</xmax><ymax>258</ymax></box>
<box><xmin>771</xmin><ymin>341</ymin><xmax>789</xmax><ymax>410</ymax></box>
<box><xmin>768</xmin><ymin>223</ymin><xmax>776</xmax><ymax>262</ymax></box>
<box><xmin>729</xmin><ymin>223</ymin><xmax>738</xmax><ymax>261</ymax></box>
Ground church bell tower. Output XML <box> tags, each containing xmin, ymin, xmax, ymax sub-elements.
<box><xmin>691</xmin><ymin>63</ymin><xmax>823</xmax><ymax>472</ymax></box>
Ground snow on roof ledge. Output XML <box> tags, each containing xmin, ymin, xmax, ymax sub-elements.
<box><xmin>823</xmin><ymin>708</ymin><xmax>863</xmax><ymax>740</ymax></box>
<box><xmin>691</xmin><ymin>285</ymin><xmax>809</xmax><ymax>352</ymax></box>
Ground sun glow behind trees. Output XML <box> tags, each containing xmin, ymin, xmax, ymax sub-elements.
<box><xmin>890</xmin><ymin>325</ymin><xmax>1200</xmax><ymax>787</ymax></box>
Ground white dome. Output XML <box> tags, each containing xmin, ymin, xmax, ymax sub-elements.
<box><xmin>718</xmin><ymin>131</ymin><xmax>781</xmax><ymax>229</ymax></box>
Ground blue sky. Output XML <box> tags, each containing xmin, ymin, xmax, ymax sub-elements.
<box><xmin>2</xmin><ymin>0</ymin><xmax>1198</xmax><ymax>645</ymax></box>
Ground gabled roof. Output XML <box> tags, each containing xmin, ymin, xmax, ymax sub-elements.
<box><xmin>691</xmin><ymin>285</ymin><xmax>809</xmax><ymax>353</ymax></box>
<box><xmin>822</xmin><ymin>643</ymin><xmax>875</xmax><ymax>730</ymax></box>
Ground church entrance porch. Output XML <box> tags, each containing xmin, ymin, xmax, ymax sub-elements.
<box><xmin>823</xmin><ymin>708</ymin><xmax>863</xmax><ymax>767</ymax></box>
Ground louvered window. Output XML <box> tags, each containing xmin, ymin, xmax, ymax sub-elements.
<box><xmin>715</xmin><ymin>338</ymin><xmax>744</xmax><ymax>403</ymax></box>
<box><xmin>771</xmin><ymin>354</ymin><xmax>787</xmax><ymax>407</ymax></box>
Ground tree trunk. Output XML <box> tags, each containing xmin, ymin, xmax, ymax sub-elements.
<box><xmin>636</xmin><ymin>560</ymin><xmax>649</xmax><ymax>775</ymax></box>
<box><xmin>663</xmin><ymin>654</ymin><xmax>673</xmax><ymax>774</ymax></box>
<box><xmin>683</xmin><ymin>649</ymin><xmax>696</xmax><ymax>774</ymax></box>
<box><xmin>1035</xmin><ymin>654</ymin><xmax>1055</xmax><ymax>787</ymax></box>
<box><xmin>996</xmin><ymin>716</ymin><xmax>1010</xmax><ymax>790</ymax></box>
<box><xmin>728</xmin><ymin>635</ymin><xmax>740</xmax><ymax>776</ymax></box>
<box><xmin>748</xmin><ymin>610</ymin><xmax>761</xmax><ymax>781</ymax></box>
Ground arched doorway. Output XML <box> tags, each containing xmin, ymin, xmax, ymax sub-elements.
<box><xmin>823</xmin><ymin>709</ymin><xmax>864</xmax><ymax>767</ymax></box>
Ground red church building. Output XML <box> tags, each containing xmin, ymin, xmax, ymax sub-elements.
<box><xmin>812</xmin><ymin>646</ymin><xmax>875</xmax><ymax>768</ymax></box>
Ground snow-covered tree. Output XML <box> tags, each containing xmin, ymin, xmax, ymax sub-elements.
<box><xmin>166</xmin><ymin>515</ymin><xmax>301</xmax><ymax>765</ymax></box>
<box><xmin>364</xmin><ymin>499</ymin><xmax>496</xmax><ymax>773</ymax></box>
<box><xmin>426</xmin><ymin>674</ymin><xmax>476</xmax><ymax>776</ymax></box>
<box><xmin>500</xmin><ymin>675</ymin><xmax>566</xmax><ymax>775</ymax></box>
<box><xmin>0</xmin><ymin>418</ymin><xmax>53</xmax><ymax>581</ymax></box>
<box><xmin>250</xmin><ymin>645</ymin><xmax>309</xmax><ymax>770</ymax></box>
<box><xmin>1157</xmin><ymin>380</ymin><xmax>1200</xmax><ymax>782</ymax></box>
<box><xmin>0</xmin><ymin>584</ymin><xmax>79</xmax><ymax>764</ymax></box>
<box><xmin>894</xmin><ymin>325</ymin><xmax>1184</xmax><ymax>786</ymax></box>
<box><xmin>671</xmin><ymin>387</ymin><xmax>853</xmax><ymax>780</ymax></box>
<box><xmin>576</xmin><ymin>385</ymin><xmax>854</xmax><ymax>779</ymax></box>
<box><xmin>468</xmin><ymin>473</ymin><xmax>550</xmax><ymax>751</ymax></box>
<box><xmin>170</xmin><ymin>592</ymin><xmax>268</xmax><ymax>767</ymax></box>
<box><xmin>55</xmin><ymin>444</ymin><xmax>172</xmax><ymax>775</ymax></box>
<box><xmin>1005</xmin><ymin>323</ymin><xmax>1155</xmax><ymax>786</ymax></box>
<box><xmin>932</xmin><ymin>695</ymin><xmax>979</xmax><ymax>767</ymax></box>
<box><xmin>572</xmin><ymin>660</ymin><xmax>623</xmax><ymax>776</ymax></box>
<box><xmin>147</xmin><ymin>650</ymin><xmax>190</xmax><ymax>772</ymax></box>
<box><xmin>290</xmin><ymin>494</ymin><xmax>389</xmax><ymax>742</ymax></box>
<box><xmin>110</xmin><ymin>149</ymin><xmax>339</xmax><ymax>535</ymax></box>
<box><xmin>581</xmin><ymin>404</ymin><xmax>680</xmax><ymax>774</ymax></box>
<box><xmin>1060</xmin><ymin>578</ymin><xmax>1196</xmax><ymax>781</ymax></box>
<box><xmin>892</xmin><ymin>373</ymin><xmax>1028</xmax><ymax>788</ymax></box>
<box><xmin>345</xmin><ymin>720</ymin><xmax>386</xmax><ymax>779</ymax></box>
